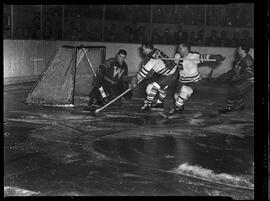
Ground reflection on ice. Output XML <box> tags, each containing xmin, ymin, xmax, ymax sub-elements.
<box><xmin>169</xmin><ymin>163</ymin><xmax>254</xmax><ymax>190</ymax></box>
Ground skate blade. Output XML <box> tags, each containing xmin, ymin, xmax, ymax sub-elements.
<box><xmin>167</xmin><ymin>115</ymin><xmax>179</xmax><ymax>119</ymax></box>
<box><xmin>159</xmin><ymin>112</ymin><xmax>169</xmax><ymax>118</ymax></box>
<box><xmin>159</xmin><ymin>112</ymin><xmax>178</xmax><ymax>119</ymax></box>
<box><xmin>87</xmin><ymin>104</ymin><xmax>102</xmax><ymax>108</ymax></box>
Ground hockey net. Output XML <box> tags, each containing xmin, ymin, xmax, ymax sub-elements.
<box><xmin>26</xmin><ymin>46</ymin><xmax>106</xmax><ymax>105</ymax></box>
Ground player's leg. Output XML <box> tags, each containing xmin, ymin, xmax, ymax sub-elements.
<box><xmin>88</xmin><ymin>80</ymin><xmax>111</xmax><ymax>107</ymax></box>
<box><xmin>88</xmin><ymin>68</ymin><xmax>106</xmax><ymax>106</ymax></box>
<box><xmin>165</xmin><ymin>82</ymin><xmax>197</xmax><ymax>117</ymax></box>
<box><xmin>219</xmin><ymin>80</ymin><xmax>253</xmax><ymax>113</ymax></box>
<box><xmin>151</xmin><ymin>86</ymin><xmax>167</xmax><ymax>110</ymax></box>
<box><xmin>218</xmin><ymin>84</ymin><xmax>237</xmax><ymax>113</ymax></box>
<box><xmin>152</xmin><ymin>73</ymin><xmax>178</xmax><ymax>110</ymax></box>
<box><xmin>88</xmin><ymin>87</ymin><xmax>102</xmax><ymax>106</ymax></box>
<box><xmin>233</xmin><ymin>80</ymin><xmax>253</xmax><ymax>111</ymax></box>
<box><xmin>139</xmin><ymin>82</ymin><xmax>160</xmax><ymax>112</ymax></box>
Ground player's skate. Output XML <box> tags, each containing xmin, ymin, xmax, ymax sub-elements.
<box><xmin>162</xmin><ymin>106</ymin><xmax>184</xmax><ymax>118</ymax></box>
<box><xmin>139</xmin><ymin>103</ymin><xmax>152</xmax><ymax>113</ymax></box>
<box><xmin>219</xmin><ymin>103</ymin><xmax>245</xmax><ymax>114</ymax></box>
<box><xmin>218</xmin><ymin>107</ymin><xmax>232</xmax><ymax>114</ymax></box>
<box><xmin>88</xmin><ymin>98</ymin><xmax>104</xmax><ymax>107</ymax></box>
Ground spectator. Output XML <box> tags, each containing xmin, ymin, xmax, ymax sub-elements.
<box><xmin>161</xmin><ymin>28</ymin><xmax>174</xmax><ymax>44</ymax></box>
<box><xmin>205</xmin><ymin>30</ymin><xmax>220</xmax><ymax>46</ymax></box>
<box><xmin>207</xmin><ymin>7</ymin><xmax>217</xmax><ymax>26</ymax></box>
<box><xmin>240</xmin><ymin>30</ymin><xmax>253</xmax><ymax>47</ymax></box>
<box><xmin>118</xmin><ymin>5</ymin><xmax>127</xmax><ymax>21</ymax></box>
<box><xmin>70</xmin><ymin>22</ymin><xmax>81</xmax><ymax>40</ymax></box>
<box><xmin>36</xmin><ymin>28</ymin><xmax>41</xmax><ymax>39</ymax></box>
<box><xmin>151</xmin><ymin>28</ymin><xmax>162</xmax><ymax>44</ymax></box>
<box><xmin>129</xmin><ymin>27</ymin><xmax>138</xmax><ymax>43</ymax></box>
<box><xmin>137</xmin><ymin>5</ymin><xmax>149</xmax><ymax>22</ymax></box>
<box><xmin>174</xmin><ymin>24</ymin><xmax>188</xmax><ymax>44</ymax></box>
<box><xmin>219</xmin><ymin>7</ymin><xmax>227</xmax><ymax>26</ymax></box>
<box><xmin>174</xmin><ymin>6</ymin><xmax>183</xmax><ymax>23</ymax></box>
<box><xmin>4</xmin><ymin>27</ymin><xmax>11</xmax><ymax>39</ymax></box>
<box><xmin>153</xmin><ymin>6</ymin><xmax>163</xmax><ymax>23</ymax></box>
<box><xmin>43</xmin><ymin>18</ymin><xmax>53</xmax><ymax>40</ymax></box>
<box><xmin>130</xmin><ymin>23</ymin><xmax>140</xmax><ymax>42</ymax></box>
<box><xmin>89</xmin><ymin>26</ymin><xmax>100</xmax><ymax>41</ymax></box>
<box><xmin>181</xmin><ymin>6</ymin><xmax>189</xmax><ymax>24</ymax></box>
<box><xmin>16</xmin><ymin>27</ymin><xmax>24</xmax><ymax>39</ymax></box>
<box><xmin>219</xmin><ymin>30</ymin><xmax>231</xmax><ymax>47</ymax></box>
<box><xmin>197</xmin><ymin>29</ymin><xmax>204</xmax><ymax>46</ymax></box>
<box><xmin>85</xmin><ymin>23</ymin><xmax>100</xmax><ymax>41</ymax></box>
<box><xmin>104</xmin><ymin>24</ymin><xmax>118</xmax><ymax>42</ymax></box>
<box><xmin>234</xmin><ymin>11</ymin><xmax>242</xmax><ymax>27</ymax></box>
<box><xmin>23</xmin><ymin>27</ymin><xmax>31</xmax><ymax>39</ymax></box>
<box><xmin>231</xmin><ymin>31</ymin><xmax>241</xmax><ymax>47</ymax></box>
<box><xmin>121</xmin><ymin>25</ymin><xmax>130</xmax><ymax>42</ymax></box>
<box><xmin>137</xmin><ymin>26</ymin><xmax>148</xmax><ymax>43</ymax></box>
<box><xmin>193</xmin><ymin>6</ymin><xmax>204</xmax><ymax>25</ymax></box>
<box><xmin>187</xmin><ymin>31</ymin><xmax>198</xmax><ymax>46</ymax></box>
<box><xmin>79</xmin><ymin>21</ymin><xmax>87</xmax><ymax>40</ymax></box>
<box><xmin>64</xmin><ymin>21</ymin><xmax>75</xmax><ymax>40</ymax></box>
<box><xmin>126</xmin><ymin>6</ymin><xmax>136</xmax><ymax>22</ymax></box>
<box><xmin>29</xmin><ymin>16</ymin><xmax>41</xmax><ymax>39</ymax></box>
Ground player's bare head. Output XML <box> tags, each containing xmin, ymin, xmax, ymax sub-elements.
<box><xmin>237</xmin><ymin>43</ymin><xmax>250</xmax><ymax>58</ymax></box>
<box><xmin>116</xmin><ymin>49</ymin><xmax>127</xmax><ymax>64</ymax></box>
<box><xmin>178</xmin><ymin>43</ymin><xmax>190</xmax><ymax>57</ymax></box>
<box><xmin>142</xmin><ymin>41</ymin><xmax>154</xmax><ymax>55</ymax></box>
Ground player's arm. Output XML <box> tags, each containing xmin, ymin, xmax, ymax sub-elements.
<box><xmin>190</xmin><ymin>52</ymin><xmax>225</xmax><ymax>64</ymax></box>
<box><xmin>208</xmin><ymin>54</ymin><xmax>226</xmax><ymax>63</ymax></box>
<box><xmin>121</xmin><ymin>64</ymin><xmax>129</xmax><ymax>82</ymax></box>
<box><xmin>96</xmin><ymin>60</ymin><xmax>111</xmax><ymax>76</ymax></box>
<box><xmin>92</xmin><ymin>62</ymin><xmax>108</xmax><ymax>87</ymax></box>
<box><xmin>174</xmin><ymin>53</ymin><xmax>183</xmax><ymax>70</ymax></box>
<box><xmin>136</xmin><ymin>58</ymin><xmax>155</xmax><ymax>83</ymax></box>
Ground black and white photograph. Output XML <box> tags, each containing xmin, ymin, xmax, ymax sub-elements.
<box><xmin>3</xmin><ymin>3</ymin><xmax>268</xmax><ymax>199</ymax></box>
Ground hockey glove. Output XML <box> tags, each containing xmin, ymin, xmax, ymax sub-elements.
<box><xmin>209</xmin><ymin>55</ymin><xmax>226</xmax><ymax>64</ymax></box>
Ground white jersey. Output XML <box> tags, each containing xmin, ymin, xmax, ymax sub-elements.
<box><xmin>178</xmin><ymin>52</ymin><xmax>210</xmax><ymax>83</ymax></box>
<box><xmin>137</xmin><ymin>58</ymin><xmax>177</xmax><ymax>82</ymax></box>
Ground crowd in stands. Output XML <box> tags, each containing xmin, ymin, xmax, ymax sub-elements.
<box><xmin>4</xmin><ymin>5</ymin><xmax>254</xmax><ymax>47</ymax></box>
<box><xmin>102</xmin><ymin>5</ymin><xmax>253</xmax><ymax>27</ymax></box>
<box><xmin>153</xmin><ymin>26</ymin><xmax>253</xmax><ymax>47</ymax></box>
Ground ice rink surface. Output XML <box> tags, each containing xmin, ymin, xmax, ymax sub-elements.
<box><xmin>4</xmin><ymin>81</ymin><xmax>254</xmax><ymax>199</ymax></box>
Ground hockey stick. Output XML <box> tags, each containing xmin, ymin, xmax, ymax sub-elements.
<box><xmin>160</xmin><ymin>57</ymin><xmax>217</xmax><ymax>62</ymax></box>
<box><xmin>81</xmin><ymin>47</ymin><xmax>108</xmax><ymax>99</ymax></box>
<box><xmin>95</xmin><ymin>81</ymin><xmax>141</xmax><ymax>114</ymax></box>
<box><xmin>95</xmin><ymin>88</ymin><xmax>131</xmax><ymax>114</ymax></box>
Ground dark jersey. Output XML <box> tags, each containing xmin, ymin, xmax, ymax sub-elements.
<box><xmin>98</xmin><ymin>57</ymin><xmax>128</xmax><ymax>84</ymax></box>
<box><xmin>148</xmin><ymin>48</ymin><xmax>176</xmax><ymax>70</ymax></box>
<box><xmin>232</xmin><ymin>54</ymin><xmax>254</xmax><ymax>82</ymax></box>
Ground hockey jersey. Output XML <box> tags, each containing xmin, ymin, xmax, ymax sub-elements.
<box><xmin>137</xmin><ymin>49</ymin><xmax>177</xmax><ymax>82</ymax></box>
<box><xmin>178</xmin><ymin>52</ymin><xmax>211</xmax><ymax>83</ymax></box>
<box><xmin>231</xmin><ymin>54</ymin><xmax>254</xmax><ymax>82</ymax></box>
<box><xmin>98</xmin><ymin>57</ymin><xmax>128</xmax><ymax>84</ymax></box>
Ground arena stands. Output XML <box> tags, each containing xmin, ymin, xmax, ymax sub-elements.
<box><xmin>3</xmin><ymin>4</ymin><xmax>253</xmax><ymax>47</ymax></box>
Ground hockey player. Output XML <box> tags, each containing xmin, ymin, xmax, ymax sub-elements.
<box><xmin>133</xmin><ymin>41</ymin><xmax>180</xmax><ymax>112</ymax></box>
<box><xmin>164</xmin><ymin>42</ymin><xmax>225</xmax><ymax>117</ymax></box>
<box><xmin>88</xmin><ymin>49</ymin><xmax>132</xmax><ymax>106</ymax></box>
<box><xmin>218</xmin><ymin>44</ymin><xmax>254</xmax><ymax>114</ymax></box>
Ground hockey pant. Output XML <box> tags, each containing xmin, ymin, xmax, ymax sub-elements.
<box><xmin>225</xmin><ymin>79</ymin><xmax>253</xmax><ymax>110</ymax></box>
<box><xmin>144</xmin><ymin>73</ymin><xmax>177</xmax><ymax>106</ymax></box>
<box><xmin>174</xmin><ymin>81</ymin><xmax>199</xmax><ymax>109</ymax></box>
